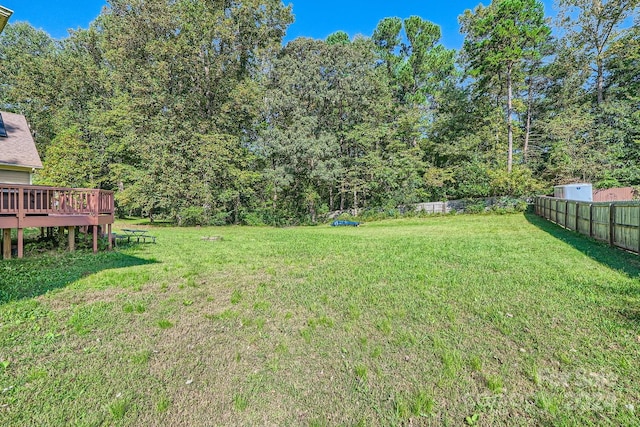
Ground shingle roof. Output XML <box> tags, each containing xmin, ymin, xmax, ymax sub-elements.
<box><xmin>0</xmin><ymin>111</ymin><xmax>43</xmax><ymax>169</ymax></box>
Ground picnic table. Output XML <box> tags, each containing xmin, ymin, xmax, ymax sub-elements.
<box><xmin>115</xmin><ymin>228</ymin><xmax>156</xmax><ymax>244</ymax></box>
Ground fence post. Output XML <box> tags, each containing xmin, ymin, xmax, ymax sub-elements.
<box><xmin>544</xmin><ymin>197</ymin><xmax>548</xmax><ymax>219</ymax></box>
<box><xmin>589</xmin><ymin>203</ymin><xmax>594</xmax><ymax>237</ymax></box>
<box><xmin>609</xmin><ymin>203</ymin><xmax>615</xmax><ymax>247</ymax></box>
<box><xmin>637</xmin><ymin>204</ymin><xmax>640</xmax><ymax>254</ymax></box>
<box><xmin>564</xmin><ymin>200</ymin><xmax>568</xmax><ymax>228</ymax></box>
<box><xmin>575</xmin><ymin>202</ymin><xmax>580</xmax><ymax>233</ymax></box>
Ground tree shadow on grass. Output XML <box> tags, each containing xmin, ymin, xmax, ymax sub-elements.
<box><xmin>525</xmin><ymin>212</ymin><xmax>640</xmax><ymax>325</ymax></box>
<box><xmin>525</xmin><ymin>212</ymin><xmax>640</xmax><ymax>279</ymax></box>
<box><xmin>0</xmin><ymin>250</ymin><xmax>158</xmax><ymax>304</ymax></box>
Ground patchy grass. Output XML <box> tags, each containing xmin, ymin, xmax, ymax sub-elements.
<box><xmin>1</xmin><ymin>214</ymin><xmax>640</xmax><ymax>425</ymax></box>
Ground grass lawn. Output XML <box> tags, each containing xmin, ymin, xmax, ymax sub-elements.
<box><xmin>1</xmin><ymin>213</ymin><xmax>639</xmax><ymax>426</ymax></box>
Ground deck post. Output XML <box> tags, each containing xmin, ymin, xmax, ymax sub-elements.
<box><xmin>40</xmin><ymin>227</ymin><xmax>45</xmax><ymax>238</ymax></box>
<box><xmin>2</xmin><ymin>229</ymin><xmax>11</xmax><ymax>260</ymax></box>
<box><xmin>17</xmin><ymin>228</ymin><xmax>23</xmax><ymax>258</ymax></box>
<box><xmin>18</xmin><ymin>188</ymin><xmax>24</xmax><ymax>219</ymax></box>
<box><xmin>92</xmin><ymin>225</ymin><xmax>98</xmax><ymax>253</ymax></box>
<box><xmin>107</xmin><ymin>224</ymin><xmax>112</xmax><ymax>250</ymax></box>
<box><xmin>92</xmin><ymin>190</ymin><xmax>99</xmax><ymax>217</ymax></box>
<box><xmin>68</xmin><ymin>226</ymin><xmax>75</xmax><ymax>252</ymax></box>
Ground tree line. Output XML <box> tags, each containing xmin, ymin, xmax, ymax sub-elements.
<box><xmin>0</xmin><ymin>0</ymin><xmax>638</xmax><ymax>225</ymax></box>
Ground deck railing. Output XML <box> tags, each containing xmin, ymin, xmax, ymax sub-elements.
<box><xmin>0</xmin><ymin>185</ymin><xmax>114</xmax><ymax>217</ymax></box>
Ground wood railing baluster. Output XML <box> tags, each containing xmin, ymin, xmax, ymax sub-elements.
<box><xmin>0</xmin><ymin>184</ymin><xmax>114</xmax><ymax>217</ymax></box>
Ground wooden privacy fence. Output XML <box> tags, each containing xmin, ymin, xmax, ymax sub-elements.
<box><xmin>535</xmin><ymin>196</ymin><xmax>640</xmax><ymax>254</ymax></box>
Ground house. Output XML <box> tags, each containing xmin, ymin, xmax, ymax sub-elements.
<box><xmin>0</xmin><ymin>5</ymin><xmax>12</xmax><ymax>33</ymax></box>
<box><xmin>0</xmin><ymin>111</ymin><xmax>43</xmax><ymax>184</ymax></box>
<box><xmin>592</xmin><ymin>187</ymin><xmax>636</xmax><ymax>202</ymax></box>
<box><xmin>0</xmin><ymin>111</ymin><xmax>114</xmax><ymax>259</ymax></box>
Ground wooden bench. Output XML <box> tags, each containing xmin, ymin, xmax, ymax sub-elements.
<box><xmin>113</xmin><ymin>233</ymin><xmax>130</xmax><ymax>246</ymax></box>
<box><xmin>137</xmin><ymin>235</ymin><xmax>156</xmax><ymax>243</ymax></box>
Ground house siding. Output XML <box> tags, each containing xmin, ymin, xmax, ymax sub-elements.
<box><xmin>0</xmin><ymin>168</ymin><xmax>31</xmax><ymax>184</ymax></box>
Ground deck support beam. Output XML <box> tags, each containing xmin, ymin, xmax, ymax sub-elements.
<box><xmin>17</xmin><ymin>229</ymin><xmax>23</xmax><ymax>258</ymax></box>
<box><xmin>92</xmin><ymin>225</ymin><xmax>98</xmax><ymax>253</ymax></box>
<box><xmin>68</xmin><ymin>226</ymin><xmax>75</xmax><ymax>252</ymax></box>
<box><xmin>2</xmin><ymin>229</ymin><xmax>10</xmax><ymax>260</ymax></box>
<box><xmin>107</xmin><ymin>224</ymin><xmax>112</xmax><ymax>250</ymax></box>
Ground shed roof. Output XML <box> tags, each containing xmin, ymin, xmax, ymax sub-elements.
<box><xmin>0</xmin><ymin>111</ymin><xmax>43</xmax><ymax>169</ymax></box>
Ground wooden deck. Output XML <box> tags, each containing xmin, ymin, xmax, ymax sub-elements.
<box><xmin>0</xmin><ymin>184</ymin><xmax>115</xmax><ymax>259</ymax></box>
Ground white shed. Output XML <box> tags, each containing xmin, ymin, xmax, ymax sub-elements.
<box><xmin>554</xmin><ymin>183</ymin><xmax>593</xmax><ymax>201</ymax></box>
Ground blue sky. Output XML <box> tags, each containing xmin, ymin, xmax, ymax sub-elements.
<box><xmin>2</xmin><ymin>0</ymin><xmax>557</xmax><ymax>49</ymax></box>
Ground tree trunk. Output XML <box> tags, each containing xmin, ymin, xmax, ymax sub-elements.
<box><xmin>234</xmin><ymin>194</ymin><xmax>240</xmax><ymax>225</ymax></box>
<box><xmin>523</xmin><ymin>74</ymin><xmax>534</xmax><ymax>163</ymax></box>
<box><xmin>507</xmin><ymin>65</ymin><xmax>514</xmax><ymax>173</ymax></box>
<box><xmin>309</xmin><ymin>201</ymin><xmax>316</xmax><ymax>224</ymax></box>
<box><xmin>329</xmin><ymin>186</ymin><xmax>334</xmax><ymax>211</ymax></box>
<box><xmin>353</xmin><ymin>188</ymin><xmax>358</xmax><ymax>216</ymax></box>
<box><xmin>596</xmin><ymin>58</ymin><xmax>605</xmax><ymax>104</ymax></box>
<box><xmin>272</xmin><ymin>177</ymin><xmax>277</xmax><ymax>210</ymax></box>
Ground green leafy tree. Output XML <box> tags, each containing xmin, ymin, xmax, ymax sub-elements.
<box><xmin>0</xmin><ymin>23</ymin><xmax>57</xmax><ymax>149</ymax></box>
<box><xmin>460</xmin><ymin>0</ymin><xmax>551</xmax><ymax>173</ymax></box>
<box><xmin>94</xmin><ymin>0</ymin><xmax>292</xmax><ymax>220</ymax></box>
<box><xmin>326</xmin><ymin>31</ymin><xmax>350</xmax><ymax>45</ymax></box>
<box><xmin>36</xmin><ymin>127</ymin><xmax>98</xmax><ymax>188</ymax></box>
<box><xmin>558</xmin><ymin>0</ymin><xmax>639</xmax><ymax>104</ymax></box>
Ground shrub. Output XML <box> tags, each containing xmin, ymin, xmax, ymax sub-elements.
<box><xmin>337</xmin><ymin>212</ymin><xmax>355</xmax><ymax>220</ymax></box>
<box><xmin>358</xmin><ymin>208</ymin><xmax>389</xmax><ymax>222</ymax></box>
<box><xmin>208</xmin><ymin>212</ymin><xmax>229</xmax><ymax>226</ymax></box>
<box><xmin>464</xmin><ymin>201</ymin><xmax>486</xmax><ymax>214</ymax></box>
<box><xmin>516</xmin><ymin>200</ymin><xmax>529</xmax><ymax>212</ymax></box>
<box><xmin>242</xmin><ymin>212</ymin><xmax>266</xmax><ymax>226</ymax></box>
<box><xmin>491</xmin><ymin>196</ymin><xmax>528</xmax><ymax>214</ymax></box>
<box><xmin>177</xmin><ymin>207</ymin><xmax>206</xmax><ymax>227</ymax></box>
